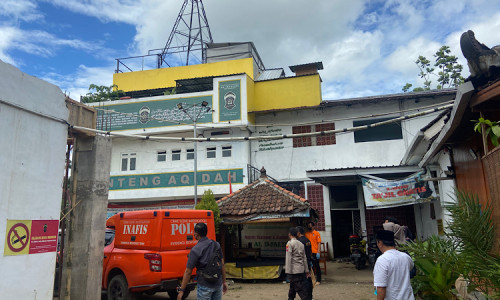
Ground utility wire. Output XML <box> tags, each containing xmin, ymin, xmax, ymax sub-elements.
<box><xmin>71</xmin><ymin>103</ymin><xmax>453</xmax><ymax>142</ymax></box>
<box><xmin>92</xmin><ymin>99</ymin><xmax>454</xmax><ymax>131</ymax></box>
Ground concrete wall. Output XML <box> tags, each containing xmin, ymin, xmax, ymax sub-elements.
<box><xmin>107</xmin><ymin>126</ymin><xmax>251</xmax><ymax>202</ymax></box>
<box><xmin>252</xmin><ymin>96</ymin><xmax>451</xmax><ymax>180</ymax></box>
<box><xmin>0</xmin><ymin>60</ymin><xmax>68</xmax><ymax>299</ymax></box>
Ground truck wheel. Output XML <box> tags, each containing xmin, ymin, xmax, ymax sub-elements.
<box><xmin>108</xmin><ymin>275</ymin><xmax>137</xmax><ymax>300</ymax></box>
<box><xmin>167</xmin><ymin>289</ymin><xmax>190</xmax><ymax>299</ymax></box>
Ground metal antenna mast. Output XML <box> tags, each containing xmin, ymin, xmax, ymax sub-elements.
<box><xmin>158</xmin><ymin>0</ymin><xmax>213</xmax><ymax>68</ymax></box>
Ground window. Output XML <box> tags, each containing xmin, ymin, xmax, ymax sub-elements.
<box><xmin>172</xmin><ymin>150</ymin><xmax>181</xmax><ymax>161</ymax></box>
<box><xmin>121</xmin><ymin>153</ymin><xmax>136</xmax><ymax>171</ymax></box>
<box><xmin>353</xmin><ymin>118</ymin><xmax>403</xmax><ymax>143</ymax></box>
<box><xmin>207</xmin><ymin>147</ymin><xmax>216</xmax><ymax>158</ymax></box>
<box><xmin>292</xmin><ymin>123</ymin><xmax>336</xmax><ymax>148</ymax></box>
<box><xmin>292</xmin><ymin>125</ymin><xmax>312</xmax><ymax>148</ymax></box>
<box><xmin>222</xmin><ymin>146</ymin><xmax>232</xmax><ymax>157</ymax></box>
<box><xmin>157</xmin><ymin>151</ymin><xmax>166</xmax><ymax>162</ymax></box>
<box><xmin>315</xmin><ymin>123</ymin><xmax>336</xmax><ymax>145</ymax></box>
<box><xmin>187</xmin><ymin>149</ymin><xmax>194</xmax><ymax>160</ymax></box>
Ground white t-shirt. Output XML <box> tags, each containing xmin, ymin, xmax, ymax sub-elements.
<box><xmin>373</xmin><ymin>249</ymin><xmax>415</xmax><ymax>300</ymax></box>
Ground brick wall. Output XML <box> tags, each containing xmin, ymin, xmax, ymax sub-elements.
<box><xmin>365</xmin><ymin>205</ymin><xmax>416</xmax><ymax>237</ymax></box>
<box><xmin>300</xmin><ymin>185</ymin><xmax>325</xmax><ymax>231</ymax></box>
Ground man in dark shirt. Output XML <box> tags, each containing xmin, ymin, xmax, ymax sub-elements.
<box><xmin>178</xmin><ymin>223</ymin><xmax>227</xmax><ymax>300</ymax></box>
<box><xmin>297</xmin><ymin>226</ymin><xmax>313</xmax><ymax>300</ymax></box>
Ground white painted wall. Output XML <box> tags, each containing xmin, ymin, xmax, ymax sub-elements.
<box><xmin>0</xmin><ymin>60</ymin><xmax>68</xmax><ymax>299</ymax></box>
<box><xmin>435</xmin><ymin>151</ymin><xmax>457</xmax><ymax>229</ymax></box>
<box><xmin>107</xmin><ymin>126</ymin><xmax>251</xmax><ymax>201</ymax></box>
<box><xmin>252</xmin><ymin>96</ymin><xmax>452</xmax><ymax>181</ymax></box>
<box><xmin>320</xmin><ymin>185</ymin><xmax>334</xmax><ymax>258</ymax></box>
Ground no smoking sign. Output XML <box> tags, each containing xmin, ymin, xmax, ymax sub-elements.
<box><xmin>4</xmin><ymin>219</ymin><xmax>59</xmax><ymax>256</ymax></box>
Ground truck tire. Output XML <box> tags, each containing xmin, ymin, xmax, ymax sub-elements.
<box><xmin>108</xmin><ymin>275</ymin><xmax>137</xmax><ymax>300</ymax></box>
<box><xmin>167</xmin><ymin>289</ymin><xmax>191</xmax><ymax>299</ymax></box>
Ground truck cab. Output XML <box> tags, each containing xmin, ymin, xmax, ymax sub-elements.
<box><xmin>102</xmin><ymin>209</ymin><xmax>216</xmax><ymax>300</ymax></box>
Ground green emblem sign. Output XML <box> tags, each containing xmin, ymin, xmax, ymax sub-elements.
<box><xmin>218</xmin><ymin>80</ymin><xmax>241</xmax><ymax>121</ymax></box>
<box><xmin>96</xmin><ymin>95</ymin><xmax>213</xmax><ymax>131</ymax></box>
<box><xmin>109</xmin><ymin>168</ymin><xmax>243</xmax><ymax>190</ymax></box>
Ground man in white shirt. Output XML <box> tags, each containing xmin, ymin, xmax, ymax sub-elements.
<box><xmin>373</xmin><ymin>230</ymin><xmax>414</xmax><ymax>300</ymax></box>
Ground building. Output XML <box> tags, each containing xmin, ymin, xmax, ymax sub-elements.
<box><xmin>91</xmin><ymin>43</ymin><xmax>456</xmax><ymax>257</ymax></box>
<box><xmin>0</xmin><ymin>60</ymin><xmax>68</xmax><ymax>299</ymax></box>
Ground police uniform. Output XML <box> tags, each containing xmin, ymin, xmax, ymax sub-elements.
<box><xmin>285</xmin><ymin>238</ymin><xmax>310</xmax><ymax>300</ymax></box>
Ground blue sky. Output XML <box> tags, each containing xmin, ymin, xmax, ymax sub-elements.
<box><xmin>1</xmin><ymin>0</ymin><xmax>500</xmax><ymax>100</ymax></box>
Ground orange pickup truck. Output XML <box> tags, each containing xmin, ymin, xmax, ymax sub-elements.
<box><xmin>103</xmin><ymin>209</ymin><xmax>216</xmax><ymax>300</ymax></box>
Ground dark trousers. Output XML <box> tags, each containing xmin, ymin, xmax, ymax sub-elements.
<box><xmin>311</xmin><ymin>254</ymin><xmax>321</xmax><ymax>282</ymax></box>
<box><xmin>287</xmin><ymin>273</ymin><xmax>312</xmax><ymax>300</ymax></box>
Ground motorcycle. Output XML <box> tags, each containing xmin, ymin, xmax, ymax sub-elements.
<box><xmin>367</xmin><ymin>236</ymin><xmax>380</xmax><ymax>266</ymax></box>
<box><xmin>349</xmin><ymin>234</ymin><xmax>367</xmax><ymax>270</ymax></box>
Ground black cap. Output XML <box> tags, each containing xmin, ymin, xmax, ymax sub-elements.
<box><xmin>376</xmin><ymin>230</ymin><xmax>395</xmax><ymax>242</ymax></box>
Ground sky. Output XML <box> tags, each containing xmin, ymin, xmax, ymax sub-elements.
<box><xmin>1</xmin><ymin>0</ymin><xmax>500</xmax><ymax>101</ymax></box>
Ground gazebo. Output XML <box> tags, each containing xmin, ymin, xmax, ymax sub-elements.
<box><xmin>217</xmin><ymin>168</ymin><xmax>316</xmax><ymax>279</ymax></box>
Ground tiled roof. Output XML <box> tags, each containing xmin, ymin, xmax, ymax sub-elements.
<box><xmin>217</xmin><ymin>178</ymin><xmax>309</xmax><ymax>217</ymax></box>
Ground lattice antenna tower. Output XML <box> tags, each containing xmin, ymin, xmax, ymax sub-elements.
<box><xmin>158</xmin><ymin>0</ymin><xmax>213</xmax><ymax>68</ymax></box>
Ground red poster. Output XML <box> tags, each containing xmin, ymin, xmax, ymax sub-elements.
<box><xmin>29</xmin><ymin>220</ymin><xmax>59</xmax><ymax>254</ymax></box>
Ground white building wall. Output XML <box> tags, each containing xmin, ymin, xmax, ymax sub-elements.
<box><xmin>252</xmin><ymin>96</ymin><xmax>451</xmax><ymax>180</ymax></box>
<box><xmin>108</xmin><ymin>127</ymin><xmax>251</xmax><ymax>202</ymax></box>
<box><xmin>0</xmin><ymin>61</ymin><xmax>68</xmax><ymax>299</ymax></box>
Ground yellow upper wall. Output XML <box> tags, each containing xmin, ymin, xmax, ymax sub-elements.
<box><xmin>252</xmin><ymin>74</ymin><xmax>322</xmax><ymax>111</ymax></box>
<box><xmin>113</xmin><ymin>58</ymin><xmax>255</xmax><ymax>92</ymax></box>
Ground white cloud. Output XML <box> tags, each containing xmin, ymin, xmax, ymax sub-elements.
<box><xmin>41</xmin><ymin>64</ymin><xmax>115</xmax><ymax>100</ymax></box>
<box><xmin>41</xmin><ymin>0</ymin><xmax>145</xmax><ymax>25</ymax></box>
<box><xmin>0</xmin><ymin>26</ymin><xmax>109</xmax><ymax>67</ymax></box>
<box><xmin>0</xmin><ymin>0</ymin><xmax>42</xmax><ymax>22</ymax></box>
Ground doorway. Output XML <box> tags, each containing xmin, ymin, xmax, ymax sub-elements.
<box><xmin>331</xmin><ymin>210</ymin><xmax>361</xmax><ymax>257</ymax></box>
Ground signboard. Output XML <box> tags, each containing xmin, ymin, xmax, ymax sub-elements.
<box><xmin>241</xmin><ymin>222</ymin><xmax>293</xmax><ymax>257</ymax></box>
<box><xmin>96</xmin><ymin>95</ymin><xmax>213</xmax><ymax>131</ymax></box>
<box><xmin>110</xmin><ymin>168</ymin><xmax>243</xmax><ymax>190</ymax></box>
<box><xmin>4</xmin><ymin>220</ymin><xmax>59</xmax><ymax>256</ymax></box>
<box><xmin>362</xmin><ymin>172</ymin><xmax>436</xmax><ymax>209</ymax></box>
<box><xmin>218</xmin><ymin>80</ymin><xmax>241</xmax><ymax>122</ymax></box>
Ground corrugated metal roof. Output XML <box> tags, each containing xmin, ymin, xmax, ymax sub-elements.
<box><xmin>321</xmin><ymin>89</ymin><xmax>457</xmax><ymax>107</ymax></box>
<box><xmin>256</xmin><ymin>68</ymin><xmax>285</xmax><ymax>81</ymax></box>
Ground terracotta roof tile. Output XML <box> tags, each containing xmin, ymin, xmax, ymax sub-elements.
<box><xmin>218</xmin><ymin>178</ymin><xmax>310</xmax><ymax>217</ymax></box>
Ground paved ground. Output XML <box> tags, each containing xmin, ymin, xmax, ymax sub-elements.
<box><xmin>139</xmin><ymin>260</ymin><xmax>375</xmax><ymax>300</ymax></box>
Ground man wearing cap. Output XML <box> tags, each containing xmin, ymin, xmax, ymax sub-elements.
<box><xmin>373</xmin><ymin>230</ymin><xmax>414</xmax><ymax>300</ymax></box>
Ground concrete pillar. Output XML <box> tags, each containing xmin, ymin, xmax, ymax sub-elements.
<box><xmin>321</xmin><ymin>185</ymin><xmax>334</xmax><ymax>259</ymax></box>
<box><xmin>60</xmin><ymin>135</ymin><xmax>112</xmax><ymax>300</ymax></box>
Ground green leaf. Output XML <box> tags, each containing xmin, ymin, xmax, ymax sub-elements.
<box><xmin>491</xmin><ymin>125</ymin><xmax>500</xmax><ymax>137</ymax></box>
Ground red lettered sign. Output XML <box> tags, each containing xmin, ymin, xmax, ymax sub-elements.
<box><xmin>29</xmin><ymin>220</ymin><xmax>59</xmax><ymax>254</ymax></box>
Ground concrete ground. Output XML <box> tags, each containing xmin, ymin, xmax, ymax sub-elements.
<box><xmin>139</xmin><ymin>260</ymin><xmax>375</xmax><ymax>300</ymax></box>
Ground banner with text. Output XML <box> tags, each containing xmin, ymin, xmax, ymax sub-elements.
<box><xmin>218</xmin><ymin>80</ymin><xmax>241</xmax><ymax>122</ymax></box>
<box><xmin>241</xmin><ymin>222</ymin><xmax>293</xmax><ymax>258</ymax></box>
<box><xmin>110</xmin><ymin>168</ymin><xmax>243</xmax><ymax>190</ymax></box>
<box><xmin>96</xmin><ymin>95</ymin><xmax>213</xmax><ymax>131</ymax></box>
<box><xmin>362</xmin><ymin>172</ymin><xmax>436</xmax><ymax>209</ymax></box>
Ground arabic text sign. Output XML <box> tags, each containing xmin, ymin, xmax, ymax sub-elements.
<box><xmin>96</xmin><ymin>95</ymin><xmax>213</xmax><ymax>131</ymax></box>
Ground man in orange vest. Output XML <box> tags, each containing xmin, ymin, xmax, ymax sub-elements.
<box><xmin>305</xmin><ymin>221</ymin><xmax>321</xmax><ymax>285</ymax></box>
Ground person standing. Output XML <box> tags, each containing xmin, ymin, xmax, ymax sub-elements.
<box><xmin>178</xmin><ymin>223</ymin><xmax>228</xmax><ymax>300</ymax></box>
<box><xmin>286</xmin><ymin>227</ymin><xmax>311</xmax><ymax>300</ymax></box>
<box><xmin>296</xmin><ymin>226</ymin><xmax>313</xmax><ymax>300</ymax></box>
<box><xmin>382</xmin><ymin>216</ymin><xmax>407</xmax><ymax>246</ymax></box>
<box><xmin>305</xmin><ymin>221</ymin><xmax>322</xmax><ymax>285</ymax></box>
<box><xmin>373</xmin><ymin>230</ymin><xmax>414</xmax><ymax>300</ymax></box>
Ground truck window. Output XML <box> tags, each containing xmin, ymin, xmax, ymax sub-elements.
<box><xmin>105</xmin><ymin>229</ymin><xmax>115</xmax><ymax>247</ymax></box>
